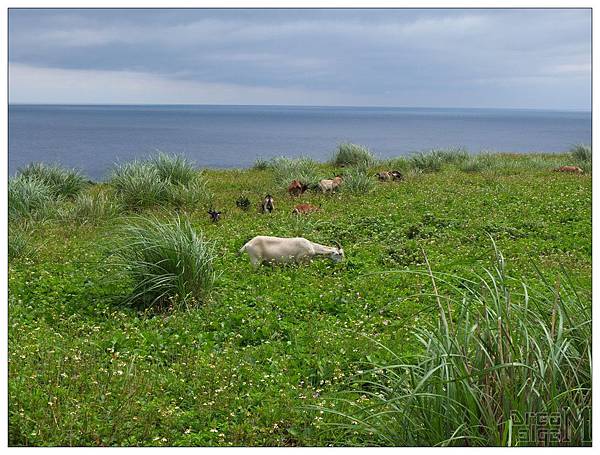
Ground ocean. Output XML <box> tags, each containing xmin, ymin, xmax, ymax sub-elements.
<box><xmin>8</xmin><ymin>104</ymin><xmax>592</xmax><ymax>181</ymax></box>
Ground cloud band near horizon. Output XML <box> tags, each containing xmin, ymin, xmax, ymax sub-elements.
<box><xmin>8</xmin><ymin>8</ymin><xmax>592</xmax><ymax>109</ymax></box>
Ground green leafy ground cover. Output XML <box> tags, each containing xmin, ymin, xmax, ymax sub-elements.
<box><xmin>8</xmin><ymin>152</ymin><xmax>591</xmax><ymax>446</ymax></box>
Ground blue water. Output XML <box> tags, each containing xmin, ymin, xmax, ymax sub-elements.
<box><xmin>9</xmin><ymin>104</ymin><xmax>591</xmax><ymax>181</ymax></box>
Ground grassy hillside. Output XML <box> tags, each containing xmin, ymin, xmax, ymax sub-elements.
<box><xmin>8</xmin><ymin>149</ymin><xmax>592</xmax><ymax>446</ymax></box>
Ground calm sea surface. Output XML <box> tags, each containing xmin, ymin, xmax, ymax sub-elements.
<box><xmin>9</xmin><ymin>104</ymin><xmax>592</xmax><ymax>180</ymax></box>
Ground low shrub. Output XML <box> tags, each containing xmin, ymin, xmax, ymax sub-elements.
<box><xmin>113</xmin><ymin>216</ymin><xmax>217</xmax><ymax>309</ymax></box>
<box><xmin>18</xmin><ymin>162</ymin><xmax>87</xmax><ymax>198</ymax></box>
<box><xmin>316</xmin><ymin>245</ymin><xmax>591</xmax><ymax>446</ymax></box>
<box><xmin>331</xmin><ymin>143</ymin><xmax>376</xmax><ymax>167</ymax></box>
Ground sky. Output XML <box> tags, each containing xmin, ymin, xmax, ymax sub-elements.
<box><xmin>8</xmin><ymin>8</ymin><xmax>592</xmax><ymax>110</ymax></box>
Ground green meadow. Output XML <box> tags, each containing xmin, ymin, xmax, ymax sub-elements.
<box><xmin>8</xmin><ymin>146</ymin><xmax>592</xmax><ymax>446</ymax></box>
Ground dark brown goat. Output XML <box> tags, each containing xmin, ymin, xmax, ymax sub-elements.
<box><xmin>288</xmin><ymin>179</ymin><xmax>309</xmax><ymax>196</ymax></box>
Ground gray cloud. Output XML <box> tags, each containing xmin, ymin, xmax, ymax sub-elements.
<box><xmin>8</xmin><ymin>8</ymin><xmax>591</xmax><ymax>109</ymax></box>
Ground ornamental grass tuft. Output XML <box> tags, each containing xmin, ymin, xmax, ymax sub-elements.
<box><xmin>113</xmin><ymin>215</ymin><xmax>217</xmax><ymax>309</ymax></box>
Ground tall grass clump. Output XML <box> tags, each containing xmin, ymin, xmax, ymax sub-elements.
<box><xmin>436</xmin><ymin>147</ymin><xmax>470</xmax><ymax>164</ymax></box>
<box><xmin>113</xmin><ymin>216</ymin><xmax>217</xmax><ymax>309</ymax></box>
<box><xmin>64</xmin><ymin>191</ymin><xmax>123</xmax><ymax>225</ymax></box>
<box><xmin>459</xmin><ymin>152</ymin><xmax>498</xmax><ymax>173</ymax></box>
<box><xmin>9</xmin><ymin>225</ymin><xmax>32</xmax><ymax>261</ymax></box>
<box><xmin>252</xmin><ymin>157</ymin><xmax>270</xmax><ymax>170</ymax></box>
<box><xmin>331</xmin><ymin>143</ymin><xmax>376</xmax><ymax>167</ymax></box>
<box><xmin>317</xmin><ymin>245</ymin><xmax>591</xmax><ymax>446</ymax></box>
<box><xmin>342</xmin><ymin>167</ymin><xmax>376</xmax><ymax>194</ymax></box>
<box><xmin>8</xmin><ymin>176</ymin><xmax>54</xmax><ymax>221</ymax></box>
<box><xmin>150</xmin><ymin>153</ymin><xmax>196</xmax><ymax>185</ymax></box>
<box><xmin>380</xmin><ymin>156</ymin><xmax>410</xmax><ymax>173</ymax></box>
<box><xmin>110</xmin><ymin>161</ymin><xmax>168</xmax><ymax>209</ymax></box>
<box><xmin>410</xmin><ymin>148</ymin><xmax>469</xmax><ymax>173</ymax></box>
<box><xmin>270</xmin><ymin>156</ymin><xmax>320</xmax><ymax>188</ymax></box>
<box><xmin>570</xmin><ymin>144</ymin><xmax>591</xmax><ymax>163</ymax></box>
<box><xmin>18</xmin><ymin>162</ymin><xmax>87</xmax><ymax>198</ymax></box>
<box><xmin>409</xmin><ymin>151</ymin><xmax>443</xmax><ymax>173</ymax></box>
<box><xmin>166</xmin><ymin>174</ymin><xmax>212</xmax><ymax>210</ymax></box>
<box><xmin>569</xmin><ymin>144</ymin><xmax>591</xmax><ymax>173</ymax></box>
<box><xmin>110</xmin><ymin>156</ymin><xmax>209</xmax><ymax>210</ymax></box>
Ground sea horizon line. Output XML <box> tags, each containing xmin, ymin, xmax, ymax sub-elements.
<box><xmin>8</xmin><ymin>103</ymin><xmax>591</xmax><ymax>113</ymax></box>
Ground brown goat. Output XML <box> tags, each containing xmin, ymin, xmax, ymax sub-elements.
<box><xmin>292</xmin><ymin>203</ymin><xmax>320</xmax><ymax>215</ymax></box>
<box><xmin>288</xmin><ymin>179</ymin><xmax>308</xmax><ymax>196</ymax></box>
<box><xmin>554</xmin><ymin>166</ymin><xmax>584</xmax><ymax>174</ymax></box>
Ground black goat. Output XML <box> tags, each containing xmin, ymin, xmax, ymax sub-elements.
<box><xmin>207</xmin><ymin>209</ymin><xmax>221</xmax><ymax>222</ymax></box>
<box><xmin>261</xmin><ymin>195</ymin><xmax>275</xmax><ymax>213</ymax></box>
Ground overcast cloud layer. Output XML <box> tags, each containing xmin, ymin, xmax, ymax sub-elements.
<box><xmin>8</xmin><ymin>8</ymin><xmax>591</xmax><ymax>109</ymax></box>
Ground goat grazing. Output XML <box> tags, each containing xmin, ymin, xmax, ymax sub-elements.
<box><xmin>554</xmin><ymin>166</ymin><xmax>584</xmax><ymax>174</ymax></box>
<box><xmin>288</xmin><ymin>179</ymin><xmax>309</xmax><ymax>196</ymax></box>
<box><xmin>377</xmin><ymin>170</ymin><xmax>404</xmax><ymax>181</ymax></box>
<box><xmin>236</xmin><ymin>195</ymin><xmax>251</xmax><ymax>211</ymax></box>
<box><xmin>390</xmin><ymin>170</ymin><xmax>404</xmax><ymax>180</ymax></box>
<box><xmin>318</xmin><ymin>176</ymin><xmax>343</xmax><ymax>193</ymax></box>
<box><xmin>262</xmin><ymin>194</ymin><xmax>275</xmax><ymax>213</ymax></box>
<box><xmin>207</xmin><ymin>209</ymin><xmax>221</xmax><ymax>222</ymax></box>
<box><xmin>238</xmin><ymin>235</ymin><xmax>344</xmax><ymax>268</ymax></box>
<box><xmin>377</xmin><ymin>171</ymin><xmax>392</xmax><ymax>181</ymax></box>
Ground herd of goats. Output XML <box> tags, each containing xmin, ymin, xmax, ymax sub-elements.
<box><xmin>206</xmin><ymin>169</ymin><xmax>404</xmax><ymax>268</ymax></box>
<box><xmin>211</xmin><ymin>164</ymin><xmax>584</xmax><ymax>268</ymax></box>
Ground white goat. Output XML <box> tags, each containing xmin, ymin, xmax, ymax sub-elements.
<box><xmin>318</xmin><ymin>176</ymin><xmax>343</xmax><ymax>193</ymax></box>
<box><xmin>238</xmin><ymin>235</ymin><xmax>344</xmax><ymax>268</ymax></box>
